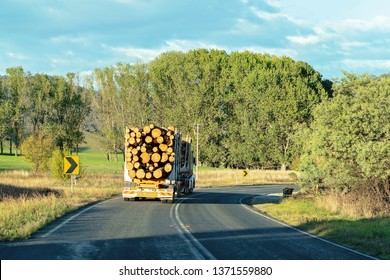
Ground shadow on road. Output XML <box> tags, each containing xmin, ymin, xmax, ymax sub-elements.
<box><xmin>0</xmin><ymin>223</ymin><xmax>373</xmax><ymax>260</ymax></box>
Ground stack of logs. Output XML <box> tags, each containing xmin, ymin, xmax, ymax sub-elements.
<box><xmin>125</xmin><ymin>125</ymin><xmax>176</xmax><ymax>180</ymax></box>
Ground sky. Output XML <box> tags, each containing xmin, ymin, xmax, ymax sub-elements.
<box><xmin>1</xmin><ymin>0</ymin><xmax>389</xmax><ymax>79</ymax></box>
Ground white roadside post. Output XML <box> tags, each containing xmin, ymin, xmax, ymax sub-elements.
<box><xmin>64</xmin><ymin>155</ymin><xmax>80</xmax><ymax>197</ymax></box>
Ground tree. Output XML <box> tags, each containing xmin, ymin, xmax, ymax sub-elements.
<box><xmin>90</xmin><ymin>49</ymin><xmax>330</xmax><ymax>169</ymax></box>
<box><xmin>115</xmin><ymin>62</ymin><xmax>152</xmax><ymax>158</ymax></box>
<box><xmin>46</xmin><ymin>74</ymin><xmax>90</xmax><ymax>153</ymax></box>
<box><xmin>3</xmin><ymin>67</ymin><xmax>28</xmax><ymax>155</ymax></box>
<box><xmin>21</xmin><ymin>130</ymin><xmax>54</xmax><ymax>174</ymax></box>
<box><xmin>0</xmin><ymin>78</ymin><xmax>13</xmax><ymax>154</ymax></box>
<box><xmin>91</xmin><ymin>66</ymin><xmax>121</xmax><ymax>160</ymax></box>
<box><xmin>148</xmin><ymin>49</ymin><xmax>231</xmax><ymax>166</ymax></box>
<box><xmin>223</xmin><ymin>53</ymin><xmax>328</xmax><ymax>169</ymax></box>
<box><xmin>25</xmin><ymin>73</ymin><xmax>51</xmax><ymax>134</ymax></box>
<box><xmin>300</xmin><ymin>73</ymin><xmax>390</xmax><ymax>201</ymax></box>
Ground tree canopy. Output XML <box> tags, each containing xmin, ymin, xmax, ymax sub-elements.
<box><xmin>0</xmin><ymin>68</ymin><xmax>90</xmax><ymax>156</ymax></box>
<box><xmin>88</xmin><ymin>49</ymin><xmax>328</xmax><ymax>168</ymax></box>
<box><xmin>300</xmin><ymin>74</ymin><xmax>390</xmax><ymax>195</ymax></box>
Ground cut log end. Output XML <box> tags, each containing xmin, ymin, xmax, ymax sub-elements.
<box><xmin>153</xmin><ymin>168</ymin><xmax>165</xmax><ymax>179</ymax></box>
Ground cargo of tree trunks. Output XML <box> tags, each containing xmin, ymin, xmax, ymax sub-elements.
<box><xmin>122</xmin><ymin>124</ymin><xmax>195</xmax><ymax>203</ymax></box>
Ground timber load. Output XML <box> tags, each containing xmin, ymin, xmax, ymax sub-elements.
<box><xmin>125</xmin><ymin>124</ymin><xmax>176</xmax><ymax>180</ymax></box>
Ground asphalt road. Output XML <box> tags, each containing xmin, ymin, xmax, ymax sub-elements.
<box><xmin>0</xmin><ymin>185</ymin><xmax>376</xmax><ymax>260</ymax></box>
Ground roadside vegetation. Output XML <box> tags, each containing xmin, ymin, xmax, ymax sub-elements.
<box><xmin>254</xmin><ymin>192</ymin><xmax>390</xmax><ymax>259</ymax></box>
<box><xmin>0</xmin><ymin>50</ymin><xmax>389</xmax><ymax>258</ymax></box>
<box><xmin>255</xmin><ymin>74</ymin><xmax>390</xmax><ymax>259</ymax></box>
<box><xmin>197</xmin><ymin>169</ymin><xmax>297</xmax><ymax>187</ymax></box>
<box><xmin>0</xmin><ymin>171</ymin><xmax>121</xmax><ymax>241</ymax></box>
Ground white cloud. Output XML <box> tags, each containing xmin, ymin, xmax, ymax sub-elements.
<box><xmin>340</xmin><ymin>41</ymin><xmax>370</xmax><ymax>50</ymax></box>
<box><xmin>265</xmin><ymin>0</ymin><xmax>281</xmax><ymax>8</ymax></box>
<box><xmin>342</xmin><ymin>59</ymin><xmax>390</xmax><ymax>70</ymax></box>
<box><xmin>111</xmin><ymin>39</ymin><xmax>297</xmax><ymax>63</ymax></box>
<box><xmin>112</xmin><ymin>40</ymin><xmax>221</xmax><ymax>61</ymax></box>
<box><xmin>335</xmin><ymin>16</ymin><xmax>390</xmax><ymax>32</ymax></box>
<box><xmin>51</xmin><ymin>35</ymin><xmax>91</xmax><ymax>46</ymax></box>
<box><xmin>250</xmin><ymin>6</ymin><xmax>305</xmax><ymax>25</ymax></box>
<box><xmin>113</xmin><ymin>47</ymin><xmax>161</xmax><ymax>61</ymax></box>
<box><xmin>287</xmin><ymin>15</ymin><xmax>390</xmax><ymax>48</ymax></box>
<box><xmin>231</xmin><ymin>18</ymin><xmax>262</xmax><ymax>35</ymax></box>
<box><xmin>7</xmin><ymin>52</ymin><xmax>27</xmax><ymax>60</ymax></box>
<box><xmin>237</xmin><ymin>46</ymin><xmax>297</xmax><ymax>58</ymax></box>
<box><xmin>287</xmin><ymin>35</ymin><xmax>320</xmax><ymax>45</ymax></box>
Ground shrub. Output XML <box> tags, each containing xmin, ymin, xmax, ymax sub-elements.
<box><xmin>49</xmin><ymin>149</ymin><xmax>67</xmax><ymax>179</ymax></box>
<box><xmin>21</xmin><ymin>131</ymin><xmax>54</xmax><ymax>174</ymax></box>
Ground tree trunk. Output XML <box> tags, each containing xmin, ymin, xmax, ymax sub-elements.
<box><xmin>164</xmin><ymin>163</ymin><xmax>172</xmax><ymax>173</ymax></box>
<box><xmin>153</xmin><ymin>168</ymin><xmax>165</xmax><ymax>179</ymax></box>
<box><xmin>151</xmin><ymin>128</ymin><xmax>162</xmax><ymax>138</ymax></box>
<box><xmin>125</xmin><ymin>125</ymin><xmax>176</xmax><ymax>180</ymax></box>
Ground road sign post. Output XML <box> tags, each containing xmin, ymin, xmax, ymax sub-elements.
<box><xmin>70</xmin><ymin>174</ymin><xmax>76</xmax><ymax>196</ymax></box>
<box><xmin>64</xmin><ymin>156</ymin><xmax>79</xmax><ymax>196</ymax></box>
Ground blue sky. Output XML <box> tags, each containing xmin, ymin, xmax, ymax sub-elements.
<box><xmin>1</xmin><ymin>0</ymin><xmax>389</xmax><ymax>79</ymax></box>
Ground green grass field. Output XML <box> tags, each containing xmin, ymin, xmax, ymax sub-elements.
<box><xmin>0</xmin><ymin>132</ymin><xmax>124</xmax><ymax>174</ymax></box>
<box><xmin>0</xmin><ymin>154</ymin><xmax>32</xmax><ymax>172</ymax></box>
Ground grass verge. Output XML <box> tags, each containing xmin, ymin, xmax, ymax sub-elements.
<box><xmin>197</xmin><ymin>169</ymin><xmax>298</xmax><ymax>187</ymax></box>
<box><xmin>253</xmin><ymin>195</ymin><xmax>390</xmax><ymax>259</ymax></box>
<box><xmin>0</xmin><ymin>171</ymin><xmax>122</xmax><ymax>241</ymax></box>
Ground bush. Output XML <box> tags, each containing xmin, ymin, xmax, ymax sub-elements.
<box><xmin>21</xmin><ymin>131</ymin><xmax>54</xmax><ymax>174</ymax></box>
<box><xmin>49</xmin><ymin>149</ymin><xmax>67</xmax><ymax>179</ymax></box>
<box><xmin>299</xmin><ymin>73</ymin><xmax>390</xmax><ymax>213</ymax></box>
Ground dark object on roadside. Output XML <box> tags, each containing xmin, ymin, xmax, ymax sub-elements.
<box><xmin>283</xmin><ymin>187</ymin><xmax>294</xmax><ymax>197</ymax></box>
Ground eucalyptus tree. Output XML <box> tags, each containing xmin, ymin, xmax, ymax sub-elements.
<box><xmin>0</xmin><ymin>78</ymin><xmax>13</xmax><ymax>154</ymax></box>
<box><xmin>25</xmin><ymin>73</ymin><xmax>51</xmax><ymax>134</ymax></box>
<box><xmin>300</xmin><ymin>73</ymin><xmax>390</xmax><ymax>201</ymax></box>
<box><xmin>3</xmin><ymin>67</ymin><xmax>28</xmax><ymax>155</ymax></box>
<box><xmin>46</xmin><ymin>73</ymin><xmax>90</xmax><ymax>153</ymax></box>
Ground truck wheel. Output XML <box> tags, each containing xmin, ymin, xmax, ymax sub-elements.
<box><xmin>124</xmin><ymin>198</ymin><xmax>130</xmax><ymax>201</ymax></box>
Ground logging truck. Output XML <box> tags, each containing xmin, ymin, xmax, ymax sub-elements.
<box><xmin>122</xmin><ymin>125</ymin><xmax>195</xmax><ymax>203</ymax></box>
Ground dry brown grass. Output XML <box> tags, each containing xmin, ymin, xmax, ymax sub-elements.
<box><xmin>315</xmin><ymin>189</ymin><xmax>390</xmax><ymax>218</ymax></box>
<box><xmin>196</xmin><ymin>169</ymin><xmax>298</xmax><ymax>187</ymax></box>
<box><xmin>0</xmin><ymin>171</ymin><xmax>122</xmax><ymax>241</ymax></box>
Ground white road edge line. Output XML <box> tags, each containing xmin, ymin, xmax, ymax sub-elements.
<box><xmin>170</xmin><ymin>194</ymin><xmax>217</xmax><ymax>260</ymax></box>
<box><xmin>41</xmin><ymin>200</ymin><xmax>110</xmax><ymax>238</ymax></box>
<box><xmin>239</xmin><ymin>196</ymin><xmax>379</xmax><ymax>260</ymax></box>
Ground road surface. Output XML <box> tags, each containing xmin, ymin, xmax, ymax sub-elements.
<box><xmin>0</xmin><ymin>185</ymin><xmax>376</xmax><ymax>260</ymax></box>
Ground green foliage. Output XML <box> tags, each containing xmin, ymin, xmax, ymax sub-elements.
<box><xmin>2</xmin><ymin>50</ymin><xmax>330</xmax><ymax>172</ymax></box>
<box><xmin>93</xmin><ymin>49</ymin><xmax>327</xmax><ymax>169</ymax></box>
<box><xmin>300</xmin><ymin>73</ymin><xmax>390</xmax><ymax>198</ymax></box>
<box><xmin>20</xmin><ymin>131</ymin><xmax>54</xmax><ymax>174</ymax></box>
<box><xmin>49</xmin><ymin>148</ymin><xmax>67</xmax><ymax>179</ymax></box>
<box><xmin>2</xmin><ymin>67</ymin><xmax>28</xmax><ymax>155</ymax></box>
<box><xmin>1</xmin><ymin>68</ymin><xmax>90</xmax><ymax>158</ymax></box>
<box><xmin>91</xmin><ymin>63</ymin><xmax>150</xmax><ymax>160</ymax></box>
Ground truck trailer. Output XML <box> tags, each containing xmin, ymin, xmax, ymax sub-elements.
<box><xmin>122</xmin><ymin>125</ymin><xmax>195</xmax><ymax>203</ymax></box>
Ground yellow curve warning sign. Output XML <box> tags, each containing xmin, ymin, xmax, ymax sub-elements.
<box><xmin>64</xmin><ymin>156</ymin><xmax>79</xmax><ymax>175</ymax></box>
